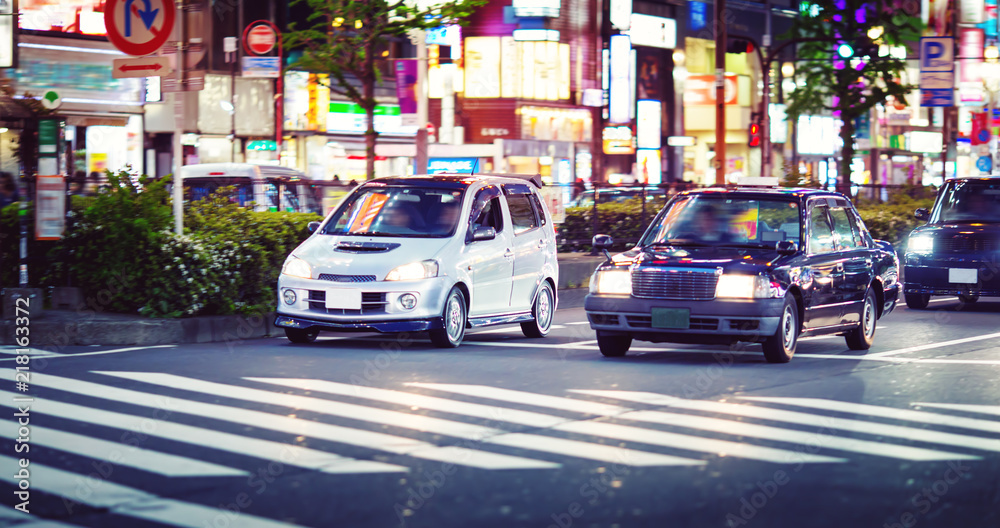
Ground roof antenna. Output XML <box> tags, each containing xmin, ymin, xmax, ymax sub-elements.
<box><xmin>471</xmin><ymin>158</ymin><xmax>479</xmax><ymax>176</ymax></box>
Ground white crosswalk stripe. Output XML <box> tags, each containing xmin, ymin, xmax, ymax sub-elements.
<box><xmin>0</xmin><ymin>507</ymin><xmax>85</xmax><ymax>528</ymax></box>
<box><xmin>251</xmin><ymin>378</ymin><xmax>842</xmax><ymax>464</ymax></box>
<box><xmin>0</xmin><ymin>456</ymin><xmax>306</xmax><ymax>528</ymax></box>
<box><xmin>15</xmin><ymin>371</ymin><xmax>998</xmax><ymax>527</ymax></box>
<box><xmin>18</xmin><ymin>372</ymin><xmax>558</xmax><ymax>471</ymax></box>
<box><xmin>99</xmin><ymin>372</ymin><xmax>700</xmax><ymax>467</ymax></box>
<box><xmin>0</xmin><ymin>419</ymin><xmax>248</xmax><ymax>477</ymax></box>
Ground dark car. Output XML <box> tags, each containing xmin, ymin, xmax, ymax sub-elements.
<box><xmin>903</xmin><ymin>176</ymin><xmax>1000</xmax><ymax>309</ymax></box>
<box><xmin>568</xmin><ymin>187</ymin><xmax>668</xmax><ymax>208</ymax></box>
<box><xmin>584</xmin><ymin>186</ymin><xmax>900</xmax><ymax>363</ymax></box>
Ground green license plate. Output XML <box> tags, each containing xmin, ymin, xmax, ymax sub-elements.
<box><xmin>651</xmin><ymin>308</ymin><xmax>690</xmax><ymax>329</ymax></box>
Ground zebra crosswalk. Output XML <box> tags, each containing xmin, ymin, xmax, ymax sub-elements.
<box><xmin>1</xmin><ymin>369</ymin><xmax>997</xmax><ymax>528</ymax></box>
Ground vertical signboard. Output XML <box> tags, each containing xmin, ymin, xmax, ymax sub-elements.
<box><xmin>0</xmin><ymin>0</ymin><xmax>14</xmax><ymax>68</ymax></box>
<box><xmin>464</xmin><ymin>36</ymin><xmax>501</xmax><ymax>98</ymax></box>
<box><xmin>636</xmin><ymin>99</ymin><xmax>662</xmax><ymax>149</ymax></box>
<box><xmin>609</xmin><ymin>35</ymin><xmax>631</xmax><ymax>124</ymax></box>
<box><xmin>960</xmin><ymin>0</ymin><xmax>986</xmax><ymax>24</ymax></box>
<box><xmin>35</xmin><ymin>175</ymin><xmax>65</xmax><ymax>240</ymax></box>
<box><xmin>395</xmin><ymin>60</ymin><xmax>418</xmax><ymax>126</ymax></box>
<box><xmin>636</xmin><ymin>149</ymin><xmax>661</xmax><ymax>185</ymax></box>
<box><xmin>610</xmin><ymin>0</ymin><xmax>632</xmax><ymax>30</ymax></box>
<box><xmin>919</xmin><ymin>37</ymin><xmax>955</xmax><ymax>107</ymax></box>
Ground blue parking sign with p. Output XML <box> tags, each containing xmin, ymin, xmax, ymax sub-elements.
<box><xmin>920</xmin><ymin>37</ymin><xmax>954</xmax><ymax>72</ymax></box>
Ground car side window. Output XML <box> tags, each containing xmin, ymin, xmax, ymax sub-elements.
<box><xmin>529</xmin><ymin>193</ymin><xmax>547</xmax><ymax>226</ymax></box>
<box><xmin>808</xmin><ymin>205</ymin><xmax>836</xmax><ymax>254</ymax></box>
<box><xmin>828</xmin><ymin>207</ymin><xmax>859</xmax><ymax>249</ymax></box>
<box><xmin>507</xmin><ymin>194</ymin><xmax>538</xmax><ymax>235</ymax></box>
<box><xmin>471</xmin><ymin>197</ymin><xmax>504</xmax><ymax>234</ymax></box>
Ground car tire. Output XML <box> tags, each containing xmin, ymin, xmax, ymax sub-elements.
<box><xmin>285</xmin><ymin>328</ymin><xmax>319</xmax><ymax>344</ymax></box>
<box><xmin>429</xmin><ymin>287</ymin><xmax>467</xmax><ymax>348</ymax></box>
<box><xmin>959</xmin><ymin>293</ymin><xmax>979</xmax><ymax>304</ymax></box>
<box><xmin>761</xmin><ymin>295</ymin><xmax>799</xmax><ymax>363</ymax></box>
<box><xmin>905</xmin><ymin>292</ymin><xmax>930</xmax><ymax>310</ymax></box>
<box><xmin>845</xmin><ymin>288</ymin><xmax>877</xmax><ymax>350</ymax></box>
<box><xmin>521</xmin><ymin>282</ymin><xmax>555</xmax><ymax>338</ymax></box>
<box><xmin>597</xmin><ymin>331</ymin><xmax>631</xmax><ymax>357</ymax></box>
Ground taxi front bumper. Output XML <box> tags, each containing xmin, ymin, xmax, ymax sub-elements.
<box><xmin>585</xmin><ymin>294</ymin><xmax>784</xmax><ymax>344</ymax></box>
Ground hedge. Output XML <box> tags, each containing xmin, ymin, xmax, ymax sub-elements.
<box><xmin>0</xmin><ymin>170</ymin><xmax>320</xmax><ymax>317</ymax></box>
<box><xmin>557</xmin><ymin>195</ymin><xmax>936</xmax><ymax>253</ymax></box>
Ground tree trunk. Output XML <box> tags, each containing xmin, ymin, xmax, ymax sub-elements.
<box><xmin>838</xmin><ymin>117</ymin><xmax>856</xmax><ymax>198</ymax></box>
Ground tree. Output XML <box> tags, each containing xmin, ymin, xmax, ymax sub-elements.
<box><xmin>781</xmin><ymin>0</ymin><xmax>923</xmax><ymax>194</ymax></box>
<box><xmin>284</xmin><ymin>0</ymin><xmax>485</xmax><ymax>179</ymax></box>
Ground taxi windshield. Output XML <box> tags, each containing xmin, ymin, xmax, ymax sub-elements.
<box><xmin>931</xmin><ymin>180</ymin><xmax>1000</xmax><ymax>224</ymax></box>
<box><xmin>322</xmin><ymin>186</ymin><xmax>465</xmax><ymax>238</ymax></box>
<box><xmin>641</xmin><ymin>195</ymin><xmax>802</xmax><ymax>248</ymax></box>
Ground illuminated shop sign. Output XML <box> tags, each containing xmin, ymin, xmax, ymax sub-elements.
<box><xmin>636</xmin><ymin>99</ymin><xmax>661</xmax><ymax>149</ymax></box>
<box><xmin>625</xmin><ymin>14</ymin><xmax>676</xmax><ymax>49</ymax></box>
<box><xmin>609</xmin><ymin>35</ymin><xmax>631</xmax><ymax>124</ymax></box>
<box><xmin>603</xmin><ymin>125</ymin><xmax>635</xmax><ymax>155</ymax></box>
<box><xmin>19</xmin><ymin>0</ymin><xmax>107</xmax><ymax>35</ymax></box>
<box><xmin>511</xmin><ymin>0</ymin><xmax>560</xmax><ymax>17</ymax></box>
<box><xmin>636</xmin><ymin>149</ymin><xmax>661</xmax><ymax>185</ymax></box>
<box><xmin>428</xmin><ymin>157</ymin><xmax>478</xmax><ymax>174</ymax></box>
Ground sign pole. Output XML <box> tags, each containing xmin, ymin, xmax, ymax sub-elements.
<box><xmin>714</xmin><ymin>0</ymin><xmax>727</xmax><ymax>185</ymax></box>
<box><xmin>173</xmin><ymin>0</ymin><xmax>186</xmax><ymax>235</ymax></box>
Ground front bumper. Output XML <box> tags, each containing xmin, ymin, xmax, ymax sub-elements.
<box><xmin>275</xmin><ymin>275</ymin><xmax>451</xmax><ymax>331</ymax></box>
<box><xmin>585</xmin><ymin>294</ymin><xmax>784</xmax><ymax>344</ymax></box>
<box><xmin>275</xmin><ymin>314</ymin><xmax>444</xmax><ymax>333</ymax></box>
<box><xmin>903</xmin><ymin>253</ymin><xmax>1000</xmax><ymax>296</ymax></box>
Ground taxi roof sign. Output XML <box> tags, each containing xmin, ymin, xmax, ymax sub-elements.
<box><xmin>736</xmin><ymin>176</ymin><xmax>780</xmax><ymax>187</ymax></box>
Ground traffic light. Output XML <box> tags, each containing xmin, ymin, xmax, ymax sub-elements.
<box><xmin>748</xmin><ymin>122</ymin><xmax>761</xmax><ymax>147</ymax></box>
<box><xmin>726</xmin><ymin>38</ymin><xmax>754</xmax><ymax>54</ymax></box>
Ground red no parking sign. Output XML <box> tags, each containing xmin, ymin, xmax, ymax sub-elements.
<box><xmin>104</xmin><ymin>0</ymin><xmax>176</xmax><ymax>56</ymax></box>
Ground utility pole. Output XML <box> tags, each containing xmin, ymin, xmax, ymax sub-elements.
<box><xmin>172</xmin><ymin>0</ymin><xmax>186</xmax><ymax>235</ymax></box>
<box><xmin>714</xmin><ymin>0</ymin><xmax>727</xmax><ymax>185</ymax></box>
<box><xmin>760</xmin><ymin>0</ymin><xmax>772</xmax><ymax>179</ymax></box>
<box><xmin>415</xmin><ymin>32</ymin><xmax>428</xmax><ymax>175</ymax></box>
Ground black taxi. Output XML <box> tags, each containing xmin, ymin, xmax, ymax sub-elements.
<box><xmin>585</xmin><ymin>184</ymin><xmax>900</xmax><ymax>363</ymax></box>
<box><xmin>903</xmin><ymin>176</ymin><xmax>1000</xmax><ymax>309</ymax></box>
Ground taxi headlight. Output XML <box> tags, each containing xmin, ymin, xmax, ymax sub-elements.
<box><xmin>716</xmin><ymin>274</ymin><xmax>773</xmax><ymax>299</ymax></box>
<box><xmin>281</xmin><ymin>256</ymin><xmax>312</xmax><ymax>279</ymax></box>
<box><xmin>907</xmin><ymin>236</ymin><xmax>934</xmax><ymax>253</ymax></box>
<box><xmin>385</xmin><ymin>260</ymin><xmax>439</xmax><ymax>281</ymax></box>
<box><xmin>591</xmin><ymin>269</ymin><xmax>632</xmax><ymax>295</ymax></box>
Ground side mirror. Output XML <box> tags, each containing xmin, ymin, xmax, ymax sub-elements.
<box><xmin>470</xmin><ymin>226</ymin><xmax>496</xmax><ymax>242</ymax></box>
<box><xmin>307</xmin><ymin>221</ymin><xmax>321</xmax><ymax>233</ymax></box>
<box><xmin>775</xmin><ymin>240</ymin><xmax>798</xmax><ymax>256</ymax></box>
<box><xmin>592</xmin><ymin>234</ymin><xmax>614</xmax><ymax>250</ymax></box>
<box><xmin>914</xmin><ymin>208</ymin><xmax>930</xmax><ymax>221</ymax></box>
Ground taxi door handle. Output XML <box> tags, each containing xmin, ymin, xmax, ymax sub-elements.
<box><xmin>835</xmin><ymin>263</ymin><xmax>844</xmax><ymax>272</ymax></box>
<box><xmin>537</xmin><ymin>239</ymin><xmax>547</xmax><ymax>249</ymax></box>
<box><xmin>504</xmin><ymin>249</ymin><xmax>514</xmax><ymax>259</ymax></box>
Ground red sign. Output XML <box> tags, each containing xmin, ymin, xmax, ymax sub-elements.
<box><xmin>246</xmin><ymin>24</ymin><xmax>277</xmax><ymax>55</ymax></box>
<box><xmin>972</xmin><ymin>112</ymin><xmax>990</xmax><ymax>146</ymax></box>
<box><xmin>684</xmin><ymin>75</ymin><xmax>739</xmax><ymax>106</ymax></box>
<box><xmin>103</xmin><ymin>0</ymin><xmax>175</xmax><ymax>56</ymax></box>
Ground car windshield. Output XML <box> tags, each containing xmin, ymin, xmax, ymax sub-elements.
<box><xmin>184</xmin><ymin>177</ymin><xmax>255</xmax><ymax>207</ymax></box>
<box><xmin>640</xmin><ymin>195</ymin><xmax>802</xmax><ymax>248</ymax></box>
<box><xmin>931</xmin><ymin>180</ymin><xmax>1000</xmax><ymax>224</ymax></box>
<box><xmin>322</xmin><ymin>186</ymin><xmax>465</xmax><ymax>238</ymax></box>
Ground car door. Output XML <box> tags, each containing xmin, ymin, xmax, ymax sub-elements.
<box><xmin>465</xmin><ymin>186</ymin><xmax>514</xmax><ymax>317</ymax></box>
<box><xmin>828</xmin><ymin>202</ymin><xmax>871</xmax><ymax>325</ymax></box>
<box><xmin>803</xmin><ymin>202</ymin><xmax>845</xmax><ymax>329</ymax></box>
<box><xmin>504</xmin><ymin>184</ymin><xmax>547</xmax><ymax>312</ymax></box>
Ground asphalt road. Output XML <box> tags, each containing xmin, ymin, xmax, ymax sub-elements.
<box><xmin>2</xmin><ymin>295</ymin><xmax>999</xmax><ymax>528</ymax></box>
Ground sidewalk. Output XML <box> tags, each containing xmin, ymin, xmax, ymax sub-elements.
<box><xmin>0</xmin><ymin>253</ymin><xmax>604</xmax><ymax>347</ymax></box>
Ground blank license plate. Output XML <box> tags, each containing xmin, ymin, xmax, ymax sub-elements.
<box><xmin>651</xmin><ymin>308</ymin><xmax>690</xmax><ymax>329</ymax></box>
<box><xmin>948</xmin><ymin>268</ymin><xmax>978</xmax><ymax>284</ymax></box>
<box><xmin>326</xmin><ymin>289</ymin><xmax>362</xmax><ymax>310</ymax></box>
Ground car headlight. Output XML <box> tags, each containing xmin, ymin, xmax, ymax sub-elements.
<box><xmin>716</xmin><ymin>274</ymin><xmax>774</xmax><ymax>299</ymax></box>
<box><xmin>385</xmin><ymin>260</ymin><xmax>439</xmax><ymax>281</ymax></box>
<box><xmin>281</xmin><ymin>256</ymin><xmax>312</xmax><ymax>279</ymax></box>
<box><xmin>591</xmin><ymin>269</ymin><xmax>632</xmax><ymax>295</ymax></box>
<box><xmin>908</xmin><ymin>236</ymin><xmax>934</xmax><ymax>253</ymax></box>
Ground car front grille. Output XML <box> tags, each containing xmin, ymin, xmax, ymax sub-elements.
<box><xmin>631</xmin><ymin>268</ymin><xmax>719</xmax><ymax>300</ymax></box>
<box><xmin>306</xmin><ymin>290</ymin><xmax>387</xmax><ymax>315</ymax></box>
<box><xmin>317</xmin><ymin>273</ymin><xmax>378</xmax><ymax>283</ymax></box>
<box><xmin>936</xmin><ymin>237</ymin><xmax>1000</xmax><ymax>253</ymax></box>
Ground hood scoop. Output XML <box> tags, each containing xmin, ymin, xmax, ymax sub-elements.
<box><xmin>334</xmin><ymin>241</ymin><xmax>401</xmax><ymax>253</ymax></box>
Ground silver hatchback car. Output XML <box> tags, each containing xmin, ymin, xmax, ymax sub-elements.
<box><xmin>275</xmin><ymin>174</ymin><xmax>559</xmax><ymax>347</ymax></box>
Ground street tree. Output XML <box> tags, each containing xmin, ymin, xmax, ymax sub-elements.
<box><xmin>284</xmin><ymin>0</ymin><xmax>485</xmax><ymax>179</ymax></box>
<box><xmin>781</xmin><ymin>0</ymin><xmax>923</xmax><ymax>194</ymax></box>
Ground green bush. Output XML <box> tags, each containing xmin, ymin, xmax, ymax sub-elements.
<box><xmin>558</xmin><ymin>200</ymin><xmax>661</xmax><ymax>252</ymax></box>
<box><xmin>2</xmin><ymin>171</ymin><xmax>320</xmax><ymax>317</ymax></box>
